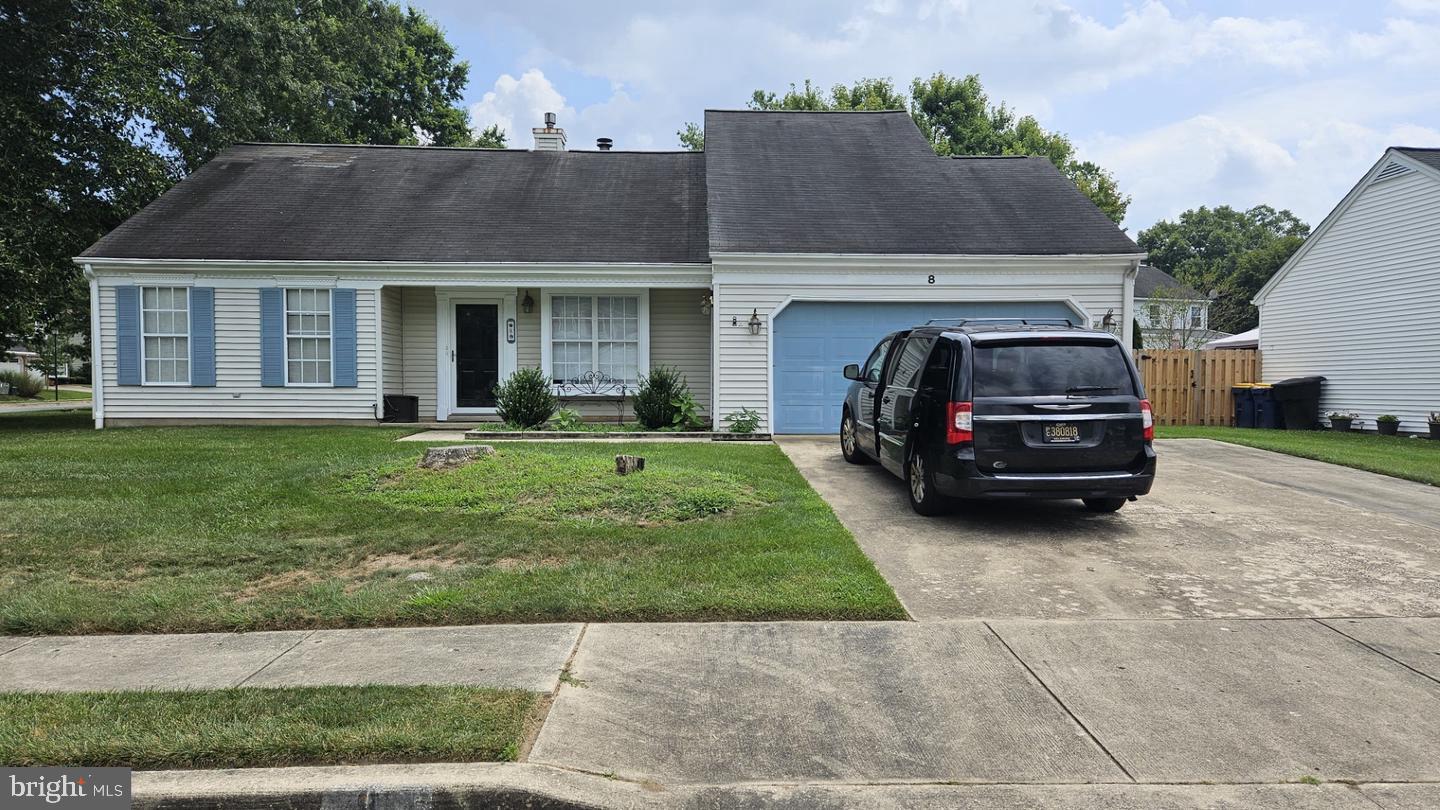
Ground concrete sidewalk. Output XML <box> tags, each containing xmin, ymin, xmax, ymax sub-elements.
<box><xmin>6</xmin><ymin>617</ymin><xmax>1440</xmax><ymax>807</ymax></box>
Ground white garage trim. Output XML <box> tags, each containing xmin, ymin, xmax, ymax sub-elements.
<box><xmin>764</xmin><ymin>295</ymin><xmax>1094</xmax><ymax>435</ymax></box>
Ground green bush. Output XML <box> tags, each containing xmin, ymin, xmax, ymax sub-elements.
<box><xmin>725</xmin><ymin>407</ymin><xmax>762</xmax><ymax>435</ymax></box>
<box><xmin>670</xmin><ymin>390</ymin><xmax>705</xmax><ymax>430</ymax></box>
<box><xmin>553</xmin><ymin>408</ymin><xmax>584</xmax><ymax>431</ymax></box>
<box><xmin>493</xmin><ymin>368</ymin><xmax>557</xmax><ymax>429</ymax></box>
<box><xmin>0</xmin><ymin>369</ymin><xmax>44</xmax><ymax>398</ymax></box>
<box><xmin>633</xmin><ymin>366</ymin><xmax>690</xmax><ymax>429</ymax></box>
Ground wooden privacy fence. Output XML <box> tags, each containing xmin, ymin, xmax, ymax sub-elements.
<box><xmin>1138</xmin><ymin>349</ymin><xmax>1262</xmax><ymax>426</ymax></box>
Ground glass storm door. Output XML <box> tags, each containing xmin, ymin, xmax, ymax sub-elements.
<box><xmin>455</xmin><ymin>304</ymin><xmax>499</xmax><ymax>408</ymax></box>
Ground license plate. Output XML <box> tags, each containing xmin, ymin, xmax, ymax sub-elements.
<box><xmin>1042</xmin><ymin>423</ymin><xmax>1081</xmax><ymax>443</ymax></box>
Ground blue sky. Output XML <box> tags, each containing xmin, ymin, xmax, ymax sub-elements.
<box><xmin>406</xmin><ymin>0</ymin><xmax>1440</xmax><ymax>234</ymax></box>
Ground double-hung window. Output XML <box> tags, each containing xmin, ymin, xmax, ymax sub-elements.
<box><xmin>141</xmin><ymin>286</ymin><xmax>190</xmax><ymax>384</ymax></box>
<box><xmin>549</xmin><ymin>294</ymin><xmax>642</xmax><ymax>385</ymax></box>
<box><xmin>285</xmin><ymin>289</ymin><xmax>332</xmax><ymax>385</ymax></box>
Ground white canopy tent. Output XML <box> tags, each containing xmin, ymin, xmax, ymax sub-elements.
<box><xmin>1202</xmin><ymin>327</ymin><xmax>1258</xmax><ymax>350</ymax></box>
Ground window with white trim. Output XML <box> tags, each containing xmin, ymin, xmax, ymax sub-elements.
<box><xmin>550</xmin><ymin>294</ymin><xmax>641</xmax><ymax>384</ymax></box>
<box><xmin>141</xmin><ymin>286</ymin><xmax>190</xmax><ymax>384</ymax></box>
<box><xmin>285</xmin><ymin>288</ymin><xmax>332</xmax><ymax>385</ymax></box>
<box><xmin>1189</xmin><ymin>304</ymin><xmax>1203</xmax><ymax>328</ymax></box>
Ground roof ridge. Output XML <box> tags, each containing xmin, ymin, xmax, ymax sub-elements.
<box><xmin>947</xmin><ymin>154</ymin><xmax>1036</xmax><ymax>159</ymax></box>
<box><xmin>1392</xmin><ymin>146</ymin><xmax>1440</xmax><ymax>153</ymax></box>
<box><xmin>233</xmin><ymin>142</ymin><xmax>703</xmax><ymax>156</ymax></box>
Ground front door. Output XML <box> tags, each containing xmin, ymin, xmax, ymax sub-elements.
<box><xmin>455</xmin><ymin>303</ymin><xmax>499</xmax><ymax>408</ymax></box>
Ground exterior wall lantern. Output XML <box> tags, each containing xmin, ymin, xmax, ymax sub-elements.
<box><xmin>521</xmin><ymin>291</ymin><xmax>534</xmax><ymax>314</ymax></box>
<box><xmin>700</xmin><ymin>294</ymin><xmax>713</xmax><ymax>316</ymax></box>
<box><xmin>748</xmin><ymin>309</ymin><xmax>763</xmax><ymax>335</ymax></box>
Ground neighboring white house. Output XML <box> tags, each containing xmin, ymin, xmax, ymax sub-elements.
<box><xmin>1253</xmin><ymin>146</ymin><xmax>1440</xmax><ymax>433</ymax></box>
<box><xmin>1133</xmin><ymin>265</ymin><xmax>1222</xmax><ymax>349</ymax></box>
<box><xmin>77</xmin><ymin>110</ymin><xmax>1145</xmax><ymax>432</ymax></box>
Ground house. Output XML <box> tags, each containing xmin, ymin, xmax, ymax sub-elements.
<box><xmin>77</xmin><ymin>110</ymin><xmax>1144</xmax><ymax>432</ymax></box>
<box><xmin>1133</xmin><ymin>265</ymin><xmax>1221</xmax><ymax>349</ymax></box>
<box><xmin>1253</xmin><ymin>146</ymin><xmax>1440</xmax><ymax>433</ymax></box>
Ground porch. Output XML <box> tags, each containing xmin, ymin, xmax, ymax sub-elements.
<box><xmin>379</xmin><ymin>286</ymin><xmax>713</xmax><ymax>423</ymax></box>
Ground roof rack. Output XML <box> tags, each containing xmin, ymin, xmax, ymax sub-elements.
<box><xmin>924</xmin><ymin>317</ymin><xmax>1076</xmax><ymax>328</ymax></box>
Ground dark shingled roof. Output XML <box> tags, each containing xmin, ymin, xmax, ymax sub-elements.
<box><xmin>703</xmin><ymin>109</ymin><xmax>1140</xmax><ymax>256</ymax></box>
<box><xmin>1134</xmin><ymin>265</ymin><xmax>1203</xmax><ymax>299</ymax></box>
<box><xmin>82</xmin><ymin>143</ymin><xmax>710</xmax><ymax>263</ymax></box>
<box><xmin>1395</xmin><ymin>147</ymin><xmax>1440</xmax><ymax>173</ymax></box>
<box><xmin>84</xmin><ymin>112</ymin><xmax>1144</xmax><ymax>262</ymax></box>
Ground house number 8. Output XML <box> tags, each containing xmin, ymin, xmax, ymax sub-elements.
<box><xmin>927</xmin><ymin>275</ymin><xmax>935</xmax><ymax>284</ymax></box>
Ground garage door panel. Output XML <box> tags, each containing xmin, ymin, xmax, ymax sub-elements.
<box><xmin>772</xmin><ymin>301</ymin><xmax>1081</xmax><ymax>434</ymax></box>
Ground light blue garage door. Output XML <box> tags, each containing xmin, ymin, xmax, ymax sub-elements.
<box><xmin>771</xmin><ymin>301</ymin><xmax>1082</xmax><ymax>434</ymax></box>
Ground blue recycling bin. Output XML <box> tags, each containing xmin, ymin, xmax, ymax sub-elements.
<box><xmin>1251</xmin><ymin>385</ymin><xmax>1281</xmax><ymax>429</ymax></box>
<box><xmin>1232</xmin><ymin>386</ymin><xmax>1256</xmax><ymax>428</ymax></box>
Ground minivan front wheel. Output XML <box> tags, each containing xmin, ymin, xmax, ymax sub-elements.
<box><xmin>1082</xmin><ymin>497</ymin><xmax>1127</xmax><ymax>513</ymax></box>
<box><xmin>840</xmin><ymin>411</ymin><xmax>870</xmax><ymax>465</ymax></box>
<box><xmin>907</xmin><ymin>448</ymin><xmax>950</xmax><ymax>516</ymax></box>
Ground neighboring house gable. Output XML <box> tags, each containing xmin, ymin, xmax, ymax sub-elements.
<box><xmin>1253</xmin><ymin>147</ymin><xmax>1440</xmax><ymax>432</ymax></box>
<box><xmin>1133</xmin><ymin>265</ymin><xmax>1214</xmax><ymax>349</ymax></box>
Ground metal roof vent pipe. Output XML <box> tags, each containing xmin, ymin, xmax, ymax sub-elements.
<box><xmin>596</xmin><ymin>138</ymin><xmax>613</xmax><ymax>151</ymax></box>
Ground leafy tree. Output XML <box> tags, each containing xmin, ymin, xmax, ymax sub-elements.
<box><xmin>677</xmin><ymin>121</ymin><xmax>704</xmax><ymax>151</ymax></box>
<box><xmin>464</xmin><ymin>124</ymin><xmax>507</xmax><ymax>148</ymax></box>
<box><xmin>742</xmin><ymin>73</ymin><xmax>1130</xmax><ymax>223</ymax></box>
<box><xmin>1</xmin><ymin>0</ymin><xmax>477</xmax><ymax>350</ymax></box>
<box><xmin>1138</xmin><ymin>205</ymin><xmax>1308</xmax><ymax>333</ymax></box>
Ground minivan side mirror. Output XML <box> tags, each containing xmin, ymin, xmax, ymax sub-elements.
<box><xmin>842</xmin><ymin>363</ymin><xmax>862</xmax><ymax>381</ymax></box>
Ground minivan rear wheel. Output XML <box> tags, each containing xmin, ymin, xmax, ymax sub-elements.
<box><xmin>907</xmin><ymin>447</ymin><xmax>950</xmax><ymax>516</ymax></box>
<box><xmin>1082</xmin><ymin>497</ymin><xmax>1127</xmax><ymax>513</ymax></box>
<box><xmin>840</xmin><ymin>411</ymin><xmax>870</xmax><ymax>465</ymax></box>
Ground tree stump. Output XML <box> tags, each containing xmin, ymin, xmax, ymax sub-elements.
<box><xmin>418</xmin><ymin>445</ymin><xmax>494</xmax><ymax>470</ymax></box>
<box><xmin>615</xmin><ymin>454</ymin><xmax>646</xmax><ymax>475</ymax></box>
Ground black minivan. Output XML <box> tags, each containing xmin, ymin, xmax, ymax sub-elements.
<box><xmin>839</xmin><ymin>319</ymin><xmax>1155</xmax><ymax>515</ymax></box>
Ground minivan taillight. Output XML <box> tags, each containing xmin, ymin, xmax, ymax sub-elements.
<box><xmin>947</xmin><ymin>401</ymin><xmax>974</xmax><ymax>444</ymax></box>
<box><xmin>1140</xmin><ymin>399</ymin><xmax>1154</xmax><ymax>441</ymax></box>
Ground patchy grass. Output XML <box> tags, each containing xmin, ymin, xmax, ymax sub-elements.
<box><xmin>0</xmin><ymin>686</ymin><xmax>535</xmax><ymax>769</ymax></box>
<box><xmin>0</xmin><ymin>411</ymin><xmax>904</xmax><ymax>634</ymax></box>
<box><xmin>347</xmin><ymin>447</ymin><xmax>760</xmax><ymax>524</ymax></box>
<box><xmin>0</xmin><ymin>388</ymin><xmax>90</xmax><ymax>403</ymax></box>
<box><xmin>1158</xmin><ymin>426</ymin><xmax>1440</xmax><ymax>487</ymax></box>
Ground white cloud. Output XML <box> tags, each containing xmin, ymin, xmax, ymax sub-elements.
<box><xmin>468</xmin><ymin>69</ymin><xmax>574</xmax><ymax>144</ymax></box>
<box><xmin>1392</xmin><ymin>0</ymin><xmax>1440</xmax><ymax>14</ymax></box>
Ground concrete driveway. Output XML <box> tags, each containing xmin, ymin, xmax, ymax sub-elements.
<box><xmin>777</xmin><ymin>437</ymin><xmax>1440</xmax><ymax>621</ymax></box>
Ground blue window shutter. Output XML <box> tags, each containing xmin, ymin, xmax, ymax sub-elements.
<box><xmin>190</xmin><ymin>287</ymin><xmax>216</xmax><ymax>387</ymax></box>
<box><xmin>260</xmin><ymin>288</ymin><xmax>284</xmax><ymax>387</ymax></box>
<box><xmin>115</xmin><ymin>286</ymin><xmax>141</xmax><ymax>386</ymax></box>
<box><xmin>332</xmin><ymin>288</ymin><xmax>358</xmax><ymax>388</ymax></box>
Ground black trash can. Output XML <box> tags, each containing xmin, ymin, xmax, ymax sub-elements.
<box><xmin>1251</xmin><ymin>385</ymin><xmax>1282</xmax><ymax>429</ymax></box>
<box><xmin>1232</xmin><ymin>386</ymin><xmax>1256</xmax><ymax>428</ymax></box>
<box><xmin>1270</xmin><ymin>376</ymin><xmax>1325</xmax><ymax>430</ymax></box>
<box><xmin>383</xmin><ymin>394</ymin><xmax>419</xmax><ymax>423</ymax></box>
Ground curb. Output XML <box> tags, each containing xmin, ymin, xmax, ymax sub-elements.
<box><xmin>133</xmin><ymin>762</ymin><xmax>663</xmax><ymax>809</ymax></box>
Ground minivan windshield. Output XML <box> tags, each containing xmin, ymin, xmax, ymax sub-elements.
<box><xmin>972</xmin><ymin>340</ymin><xmax>1137</xmax><ymax>398</ymax></box>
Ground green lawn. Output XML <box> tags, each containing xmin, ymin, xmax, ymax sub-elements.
<box><xmin>0</xmin><ymin>411</ymin><xmax>903</xmax><ymax>634</ymax></box>
<box><xmin>1158</xmin><ymin>426</ymin><xmax>1440</xmax><ymax>487</ymax></box>
<box><xmin>0</xmin><ymin>686</ymin><xmax>535</xmax><ymax>769</ymax></box>
<box><xmin>0</xmin><ymin>388</ymin><xmax>90</xmax><ymax>403</ymax></box>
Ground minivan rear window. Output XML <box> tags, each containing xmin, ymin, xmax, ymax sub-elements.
<box><xmin>972</xmin><ymin>340</ymin><xmax>1137</xmax><ymax>398</ymax></box>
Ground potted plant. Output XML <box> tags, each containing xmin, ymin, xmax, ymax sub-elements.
<box><xmin>1328</xmin><ymin>412</ymin><xmax>1357</xmax><ymax>431</ymax></box>
<box><xmin>1376</xmin><ymin>414</ymin><xmax>1400</xmax><ymax>436</ymax></box>
<box><xmin>1429</xmin><ymin>412</ymin><xmax>1440</xmax><ymax>441</ymax></box>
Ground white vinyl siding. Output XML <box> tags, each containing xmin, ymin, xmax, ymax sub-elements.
<box><xmin>712</xmin><ymin>261</ymin><xmax>1130</xmax><ymax>432</ymax></box>
<box><xmin>1259</xmin><ymin>166</ymin><xmax>1440</xmax><ymax>433</ymax></box>
<box><xmin>649</xmin><ymin>288</ymin><xmax>712</xmax><ymax>419</ymax></box>
<box><xmin>399</xmin><ymin>287</ymin><xmax>437</xmax><ymax>420</ymax></box>
<box><xmin>284</xmin><ymin>288</ymin><xmax>332</xmax><ymax>385</ymax></box>
<box><xmin>98</xmin><ymin>285</ymin><xmax>378</xmax><ymax>421</ymax></box>
<box><xmin>380</xmin><ymin>287</ymin><xmax>404</xmax><ymax>396</ymax></box>
<box><xmin>141</xmin><ymin>286</ymin><xmax>190</xmax><ymax>384</ymax></box>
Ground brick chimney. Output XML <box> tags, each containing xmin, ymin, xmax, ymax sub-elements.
<box><xmin>532</xmin><ymin>112</ymin><xmax>567</xmax><ymax>151</ymax></box>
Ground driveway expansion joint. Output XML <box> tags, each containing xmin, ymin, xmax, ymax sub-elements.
<box><xmin>982</xmin><ymin>620</ymin><xmax>1137</xmax><ymax>783</ymax></box>
<box><xmin>1315</xmin><ymin>618</ymin><xmax>1440</xmax><ymax>688</ymax></box>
